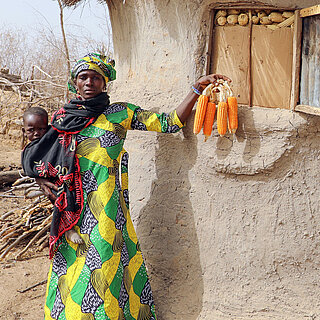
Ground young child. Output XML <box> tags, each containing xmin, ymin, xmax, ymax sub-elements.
<box><xmin>22</xmin><ymin>107</ymin><xmax>83</xmax><ymax>244</ymax></box>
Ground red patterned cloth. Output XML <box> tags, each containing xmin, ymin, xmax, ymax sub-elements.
<box><xmin>22</xmin><ymin>92</ymin><xmax>110</xmax><ymax>258</ymax></box>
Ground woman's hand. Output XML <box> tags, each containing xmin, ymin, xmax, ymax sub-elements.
<box><xmin>35</xmin><ymin>178</ymin><xmax>58</xmax><ymax>204</ymax></box>
<box><xmin>193</xmin><ymin>74</ymin><xmax>232</xmax><ymax>94</ymax></box>
<box><xmin>176</xmin><ymin>73</ymin><xmax>231</xmax><ymax>123</ymax></box>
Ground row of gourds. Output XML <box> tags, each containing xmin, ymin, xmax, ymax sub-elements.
<box><xmin>193</xmin><ymin>80</ymin><xmax>238</xmax><ymax>140</ymax></box>
<box><xmin>215</xmin><ymin>9</ymin><xmax>294</xmax><ymax>27</ymax></box>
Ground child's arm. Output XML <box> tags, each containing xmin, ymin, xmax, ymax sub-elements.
<box><xmin>35</xmin><ymin>178</ymin><xmax>58</xmax><ymax>203</ymax></box>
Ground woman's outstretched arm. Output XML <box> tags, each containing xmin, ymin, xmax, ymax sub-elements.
<box><xmin>176</xmin><ymin>74</ymin><xmax>231</xmax><ymax>124</ymax></box>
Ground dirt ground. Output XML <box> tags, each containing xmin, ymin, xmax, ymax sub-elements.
<box><xmin>0</xmin><ymin>134</ymin><xmax>51</xmax><ymax>320</ymax></box>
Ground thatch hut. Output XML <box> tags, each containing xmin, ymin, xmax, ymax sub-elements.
<box><xmin>62</xmin><ymin>0</ymin><xmax>320</xmax><ymax>319</ymax></box>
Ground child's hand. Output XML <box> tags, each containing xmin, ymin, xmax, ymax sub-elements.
<box><xmin>35</xmin><ymin>178</ymin><xmax>58</xmax><ymax>204</ymax></box>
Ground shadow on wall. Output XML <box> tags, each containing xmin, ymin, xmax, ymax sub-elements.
<box><xmin>215</xmin><ymin>106</ymin><xmax>261</xmax><ymax>163</ymax></box>
<box><xmin>136</xmin><ymin>126</ymin><xmax>203</xmax><ymax>320</ymax></box>
<box><xmin>240</xmin><ymin>106</ymin><xmax>261</xmax><ymax>164</ymax></box>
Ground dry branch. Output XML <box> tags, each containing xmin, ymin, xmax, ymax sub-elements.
<box><xmin>18</xmin><ymin>279</ymin><xmax>47</xmax><ymax>293</ymax></box>
<box><xmin>0</xmin><ymin>67</ymin><xmax>68</xmax><ymax>133</ymax></box>
<box><xmin>0</xmin><ymin>232</ymin><xmax>31</xmax><ymax>260</ymax></box>
<box><xmin>15</xmin><ymin>223</ymin><xmax>50</xmax><ymax>260</ymax></box>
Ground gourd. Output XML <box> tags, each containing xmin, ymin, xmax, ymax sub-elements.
<box><xmin>193</xmin><ymin>95</ymin><xmax>208</xmax><ymax>134</ymax></box>
<box><xmin>260</xmin><ymin>16</ymin><xmax>272</xmax><ymax>25</ymax></box>
<box><xmin>282</xmin><ymin>11</ymin><xmax>294</xmax><ymax>19</ymax></box>
<box><xmin>252</xmin><ymin>16</ymin><xmax>259</xmax><ymax>24</ymax></box>
<box><xmin>217</xmin><ymin>16</ymin><xmax>227</xmax><ymax>26</ymax></box>
<box><xmin>215</xmin><ymin>9</ymin><xmax>227</xmax><ymax>18</ymax></box>
<box><xmin>227</xmin><ymin>14</ymin><xmax>238</xmax><ymax>25</ymax></box>
<box><xmin>238</xmin><ymin>13</ymin><xmax>249</xmax><ymax>26</ymax></box>
<box><xmin>228</xmin><ymin>9</ymin><xmax>240</xmax><ymax>15</ymax></box>
<box><xmin>257</xmin><ymin>11</ymin><xmax>267</xmax><ymax>19</ymax></box>
<box><xmin>269</xmin><ymin>11</ymin><xmax>284</xmax><ymax>23</ymax></box>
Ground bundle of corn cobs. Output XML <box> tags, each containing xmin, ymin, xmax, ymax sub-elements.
<box><xmin>193</xmin><ymin>80</ymin><xmax>238</xmax><ymax>140</ymax></box>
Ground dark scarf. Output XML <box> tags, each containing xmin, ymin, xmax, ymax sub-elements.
<box><xmin>22</xmin><ymin>92</ymin><xmax>110</xmax><ymax>258</ymax></box>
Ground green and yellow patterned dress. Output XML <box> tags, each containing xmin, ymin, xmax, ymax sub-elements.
<box><xmin>44</xmin><ymin>102</ymin><xmax>183</xmax><ymax>320</ymax></box>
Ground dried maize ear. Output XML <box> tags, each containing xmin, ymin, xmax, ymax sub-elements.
<box><xmin>227</xmin><ymin>96</ymin><xmax>238</xmax><ymax>134</ymax></box>
<box><xmin>217</xmin><ymin>101</ymin><xmax>228</xmax><ymax>137</ymax></box>
<box><xmin>193</xmin><ymin>95</ymin><xmax>209</xmax><ymax>134</ymax></box>
<box><xmin>203</xmin><ymin>102</ymin><xmax>216</xmax><ymax>141</ymax></box>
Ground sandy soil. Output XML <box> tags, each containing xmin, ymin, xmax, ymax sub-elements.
<box><xmin>0</xmin><ymin>134</ymin><xmax>51</xmax><ymax>320</ymax></box>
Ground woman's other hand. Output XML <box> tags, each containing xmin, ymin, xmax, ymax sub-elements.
<box><xmin>35</xmin><ymin>178</ymin><xmax>58</xmax><ymax>204</ymax></box>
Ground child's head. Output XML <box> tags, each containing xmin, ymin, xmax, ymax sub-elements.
<box><xmin>22</xmin><ymin>107</ymin><xmax>48</xmax><ymax>141</ymax></box>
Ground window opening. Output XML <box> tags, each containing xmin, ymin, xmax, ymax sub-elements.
<box><xmin>209</xmin><ymin>8</ymin><xmax>295</xmax><ymax>109</ymax></box>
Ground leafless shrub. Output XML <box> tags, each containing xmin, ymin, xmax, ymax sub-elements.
<box><xmin>0</xmin><ymin>3</ymin><xmax>113</xmax><ymax>140</ymax></box>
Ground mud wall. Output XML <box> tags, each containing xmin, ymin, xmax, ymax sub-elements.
<box><xmin>106</xmin><ymin>0</ymin><xmax>320</xmax><ymax>319</ymax></box>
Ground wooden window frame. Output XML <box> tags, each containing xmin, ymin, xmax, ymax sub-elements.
<box><xmin>206</xmin><ymin>4</ymin><xmax>320</xmax><ymax>113</ymax></box>
<box><xmin>291</xmin><ymin>4</ymin><xmax>320</xmax><ymax>115</ymax></box>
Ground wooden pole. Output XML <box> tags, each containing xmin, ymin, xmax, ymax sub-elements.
<box><xmin>248</xmin><ymin>10</ymin><xmax>253</xmax><ymax>107</ymax></box>
<box><xmin>290</xmin><ymin>10</ymin><xmax>302</xmax><ymax>110</ymax></box>
<box><xmin>57</xmin><ymin>0</ymin><xmax>70</xmax><ymax>101</ymax></box>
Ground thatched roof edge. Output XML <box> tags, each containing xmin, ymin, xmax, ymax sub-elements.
<box><xmin>61</xmin><ymin>0</ymin><xmax>108</xmax><ymax>7</ymax></box>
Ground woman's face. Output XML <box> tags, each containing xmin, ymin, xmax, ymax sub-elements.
<box><xmin>75</xmin><ymin>70</ymin><xmax>105</xmax><ymax>99</ymax></box>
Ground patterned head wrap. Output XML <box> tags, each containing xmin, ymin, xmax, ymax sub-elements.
<box><xmin>68</xmin><ymin>53</ymin><xmax>116</xmax><ymax>93</ymax></box>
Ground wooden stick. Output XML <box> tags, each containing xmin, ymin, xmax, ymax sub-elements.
<box><xmin>12</xmin><ymin>176</ymin><xmax>32</xmax><ymax>186</ymax></box>
<box><xmin>0</xmin><ymin>170</ymin><xmax>21</xmax><ymax>185</ymax></box>
<box><xmin>206</xmin><ymin>9</ymin><xmax>215</xmax><ymax>75</ymax></box>
<box><xmin>17</xmin><ymin>279</ymin><xmax>47</xmax><ymax>293</ymax></box>
<box><xmin>290</xmin><ymin>10</ymin><xmax>302</xmax><ymax>110</ymax></box>
<box><xmin>0</xmin><ymin>232</ymin><xmax>31</xmax><ymax>260</ymax></box>
<box><xmin>16</xmin><ymin>224</ymin><xmax>50</xmax><ymax>260</ymax></box>
<box><xmin>0</xmin><ymin>239</ymin><xmax>11</xmax><ymax>252</ymax></box>
<box><xmin>25</xmin><ymin>191</ymin><xmax>44</xmax><ymax>199</ymax></box>
<box><xmin>0</xmin><ymin>222</ymin><xmax>24</xmax><ymax>239</ymax></box>
<box><xmin>0</xmin><ymin>209</ymin><xmax>17</xmax><ymax>220</ymax></box>
<box><xmin>1</xmin><ymin>230</ymin><xmax>22</xmax><ymax>242</ymax></box>
<box><xmin>39</xmin><ymin>238</ymin><xmax>49</xmax><ymax>251</ymax></box>
<box><xmin>300</xmin><ymin>4</ymin><xmax>320</xmax><ymax>18</ymax></box>
<box><xmin>36</xmin><ymin>233</ymin><xmax>49</xmax><ymax>246</ymax></box>
<box><xmin>0</xmin><ymin>194</ymin><xmax>24</xmax><ymax>198</ymax></box>
<box><xmin>12</xmin><ymin>182</ymin><xmax>37</xmax><ymax>190</ymax></box>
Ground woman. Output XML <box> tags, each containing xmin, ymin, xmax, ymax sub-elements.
<box><xmin>23</xmin><ymin>53</ymin><xmax>230</xmax><ymax>320</ymax></box>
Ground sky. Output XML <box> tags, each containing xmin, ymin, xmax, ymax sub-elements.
<box><xmin>0</xmin><ymin>0</ymin><xmax>111</xmax><ymax>43</ymax></box>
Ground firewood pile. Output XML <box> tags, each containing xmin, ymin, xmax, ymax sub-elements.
<box><xmin>0</xmin><ymin>175</ymin><xmax>52</xmax><ymax>261</ymax></box>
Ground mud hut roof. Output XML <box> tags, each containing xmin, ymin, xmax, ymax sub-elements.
<box><xmin>61</xmin><ymin>0</ymin><xmax>82</xmax><ymax>6</ymax></box>
<box><xmin>61</xmin><ymin>0</ymin><xmax>107</xmax><ymax>6</ymax></box>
